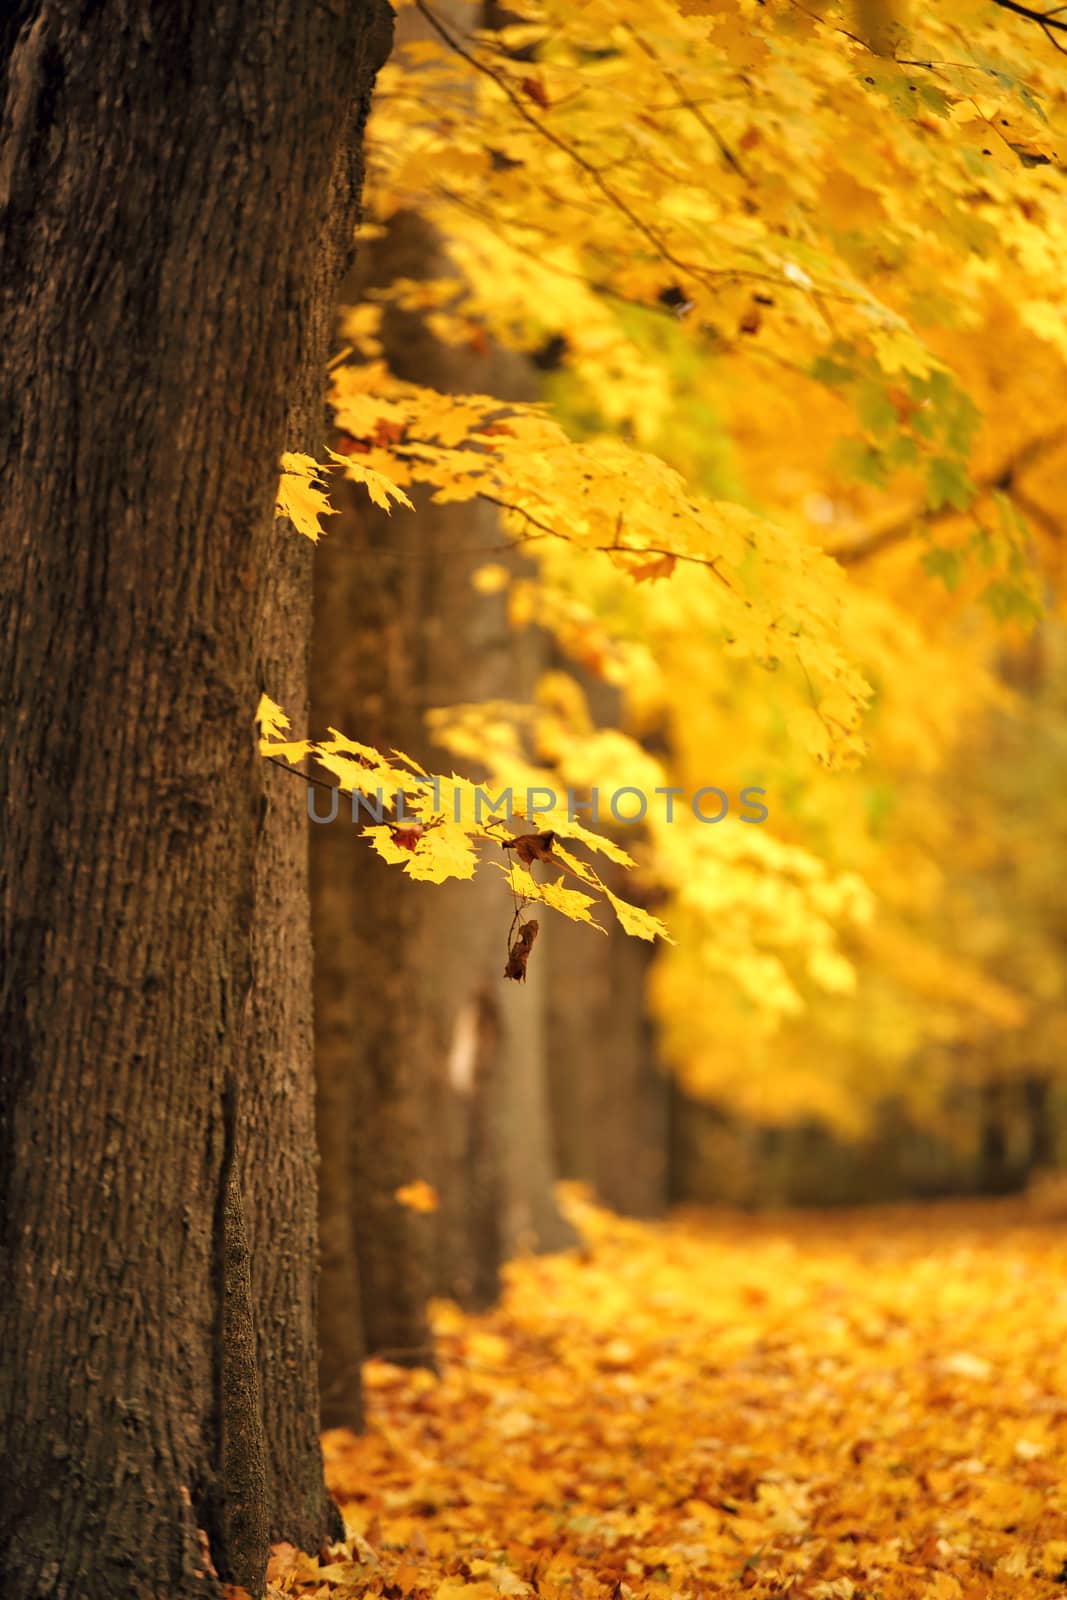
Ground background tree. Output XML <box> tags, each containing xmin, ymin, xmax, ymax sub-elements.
<box><xmin>313</xmin><ymin>6</ymin><xmax>576</xmax><ymax>1427</ymax></box>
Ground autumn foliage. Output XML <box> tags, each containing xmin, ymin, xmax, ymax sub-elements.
<box><xmin>269</xmin><ymin>0</ymin><xmax>1067</xmax><ymax>1139</ymax></box>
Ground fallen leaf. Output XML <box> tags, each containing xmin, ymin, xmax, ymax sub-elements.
<box><xmin>395</xmin><ymin>1180</ymin><xmax>440</xmax><ymax>1214</ymax></box>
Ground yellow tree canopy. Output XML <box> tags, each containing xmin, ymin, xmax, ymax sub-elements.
<box><xmin>270</xmin><ymin>0</ymin><xmax>1067</xmax><ymax>1129</ymax></box>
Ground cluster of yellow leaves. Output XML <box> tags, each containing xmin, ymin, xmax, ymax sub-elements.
<box><xmin>326</xmin><ymin>355</ymin><xmax>874</xmax><ymax>767</ymax></box>
<box><xmin>353</xmin><ymin>0</ymin><xmax>1067</xmax><ymax>658</ymax></box>
<box><xmin>428</xmin><ymin>684</ymin><xmax>874</xmax><ymax>1028</ymax></box>
<box><xmin>368</xmin><ymin>0</ymin><xmax>1067</xmax><ymax>526</ymax></box>
<box><xmin>270</xmin><ymin>1191</ymin><xmax>1067</xmax><ymax>1600</ymax></box>
<box><xmin>356</xmin><ymin>0</ymin><xmax>1067</xmax><ymax>1085</ymax></box>
<box><xmin>408</xmin><ymin>9</ymin><xmax>1067</xmax><ymax>1121</ymax></box>
<box><xmin>256</xmin><ymin>695</ymin><xmax>669</xmax><ymax>942</ymax></box>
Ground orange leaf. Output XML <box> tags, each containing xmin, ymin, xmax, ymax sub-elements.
<box><xmin>395</xmin><ymin>1179</ymin><xmax>439</xmax><ymax>1213</ymax></box>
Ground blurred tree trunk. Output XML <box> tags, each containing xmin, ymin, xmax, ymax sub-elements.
<box><xmin>1023</xmin><ymin>1072</ymin><xmax>1055</xmax><ymax>1173</ymax></box>
<box><xmin>978</xmin><ymin>1077</ymin><xmax>1020</xmax><ymax>1194</ymax></box>
<box><xmin>0</xmin><ymin>2</ymin><xmax>389</xmax><ymax>1595</ymax></box>
<box><xmin>312</xmin><ymin>463</ymin><xmax>436</xmax><ymax>1401</ymax></box>
<box><xmin>547</xmin><ymin>897</ymin><xmax>668</xmax><ymax>1217</ymax></box>
<box><xmin>544</xmin><ymin>669</ymin><xmax>669</xmax><ymax>1218</ymax></box>
<box><xmin>312</xmin><ymin>194</ymin><xmax>576</xmax><ymax>1421</ymax></box>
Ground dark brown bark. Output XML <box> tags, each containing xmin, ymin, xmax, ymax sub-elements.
<box><xmin>214</xmin><ymin>1108</ymin><xmax>269</xmax><ymax>1598</ymax></box>
<box><xmin>316</xmin><ymin>979</ymin><xmax>370</xmax><ymax>1432</ymax></box>
<box><xmin>245</xmin><ymin>507</ymin><xmax>347</xmax><ymax>1548</ymax></box>
<box><xmin>0</xmin><ymin>3</ymin><xmax>390</xmax><ymax>1596</ymax></box>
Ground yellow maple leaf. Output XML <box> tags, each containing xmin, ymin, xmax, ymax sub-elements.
<box><xmin>275</xmin><ymin>451</ymin><xmax>338</xmax><ymax>542</ymax></box>
<box><xmin>327</xmin><ymin>446</ymin><xmax>415</xmax><ymax>513</ymax></box>
<box><xmin>255</xmin><ymin>694</ymin><xmax>290</xmax><ymax>743</ymax></box>
<box><xmin>404</xmin><ymin>823</ymin><xmax>479</xmax><ymax>884</ymax></box>
<box><xmin>535</xmin><ymin>875</ymin><xmax>605</xmax><ymax>929</ymax></box>
<box><xmin>604</xmin><ymin>888</ymin><xmax>673</xmax><ymax>943</ymax></box>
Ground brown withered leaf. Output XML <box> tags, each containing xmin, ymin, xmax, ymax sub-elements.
<box><xmin>504</xmin><ymin>918</ymin><xmax>540</xmax><ymax>981</ymax></box>
<box><xmin>389</xmin><ymin>823</ymin><xmax>425</xmax><ymax>852</ymax></box>
<box><xmin>502</xmin><ymin>831</ymin><xmax>556</xmax><ymax>867</ymax></box>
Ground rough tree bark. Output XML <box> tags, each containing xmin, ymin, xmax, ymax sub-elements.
<box><xmin>0</xmin><ymin>4</ymin><xmax>391</xmax><ymax>1596</ymax></box>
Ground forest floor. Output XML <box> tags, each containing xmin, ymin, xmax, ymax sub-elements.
<box><xmin>270</xmin><ymin>1190</ymin><xmax>1067</xmax><ymax>1600</ymax></box>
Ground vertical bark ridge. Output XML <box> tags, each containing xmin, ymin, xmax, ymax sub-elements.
<box><xmin>205</xmin><ymin>1080</ymin><xmax>268</xmax><ymax>1597</ymax></box>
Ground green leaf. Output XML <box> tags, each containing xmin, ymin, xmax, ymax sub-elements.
<box><xmin>981</xmin><ymin>579</ymin><xmax>1042</xmax><ymax>624</ymax></box>
<box><xmin>810</xmin><ymin>354</ymin><xmax>856</xmax><ymax>388</ymax></box>
<box><xmin>921</xmin><ymin>546</ymin><xmax>962</xmax><ymax>591</ymax></box>
<box><xmin>856</xmin><ymin>380</ymin><xmax>898</xmax><ymax>441</ymax></box>
<box><xmin>834</xmin><ymin>436</ymin><xmax>888</xmax><ymax>488</ymax></box>
<box><xmin>926</xmin><ymin>456</ymin><xmax>973</xmax><ymax>512</ymax></box>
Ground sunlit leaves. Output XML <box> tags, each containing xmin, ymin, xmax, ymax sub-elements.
<box><xmin>327</xmin><ymin>445</ymin><xmax>415</xmax><ymax>513</ymax></box>
<box><xmin>276</xmin><ymin>452</ymin><xmax>338</xmax><ymax>542</ymax></box>
<box><xmin>328</xmin><ymin>365</ymin><xmax>874</xmax><ymax>768</ymax></box>
<box><xmin>268</xmin><ymin>0</ymin><xmax>1067</xmax><ymax>1119</ymax></box>
<box><xmin>259</xmin><ymin>701</ymin><xmax>665</xmax><ymax>934</ymax></box>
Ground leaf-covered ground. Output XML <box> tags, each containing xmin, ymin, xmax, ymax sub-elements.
<box><xmin>272</xmin><ymin>1192</ymin><xmax>1067</xmax><ymax>1600</ymax></box>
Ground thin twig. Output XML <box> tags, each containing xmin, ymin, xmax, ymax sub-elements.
<box><xmin>264</xmin><ymin>754</ymin><xmax>338</xmax><ymax>792</ymax></box>
<box><xmin>412</xmin><ymin>0</ymin><xmax>854</xmax><ymax>307</ymax></box>
<box><xmin>474</xmin><ymin>490</ymin><xmax>735</xmax><ymax>588</ymax></box>
<box><xmin>413</xmin><ymin>0</ymin><xmax>697</xmax><ymax>287</ymax></box>
<box><xmin>621</xmin><ymin>21</ymin><xmax>747</xmax><ymax>178</ymax></box>
<box><xmin>992</xmin><ymin>0</ymin><xmax>1067</xmax><ymax>42</ymax></box>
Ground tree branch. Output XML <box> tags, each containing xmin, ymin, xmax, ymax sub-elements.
<box><xmin>991</xmin><ymin>0</ymin><xmax>1067</xmax><ymax>52</ymax></box>
<box><xmin>474</xmin><ymin>490</ymin><xmax>735</xmax><ymax>588</ymax></box>
<box><xmin>826</xmin><ymin>430</ymin><xmax>1066</xmax><ymax>567</ymax></box>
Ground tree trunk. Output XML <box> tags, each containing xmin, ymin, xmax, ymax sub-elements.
<box><xmin>313</xmin><ymin>199</ymin><xmax>576</xmax><ymax>1408</ymax></box>
<box><xmin>978</xmin><ymin>1077</ymin><xmax>1020</xmax><ymax>1194</ymax></box>
<box><xmin>367</xmin><ymin>210</ymin><xmax>576</xmax><ymax>1275</ymax></box>
<box><xmin>0</xmin><ymin>4</ymin><xmax>391</xmax><ymax>1596</ymax></box>
<box><xmin>1023</xmin><ymin>1072</ymin><xmax>1055</xmax><ymax>1173</ymax></box>
<box><xmin>547</xmin><ymin>906</ymin><xmax>668</xmax><ymax>1218</ymax></box>
<box><xmin>312</xmin><ymin>466</ymin><xmax>436</xmax><ymax>1389</ymax></box>
<box><xmin>543</xmin><ymin>667</ymin><xmax>669</xmax><ymax>1220</ymax></box>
